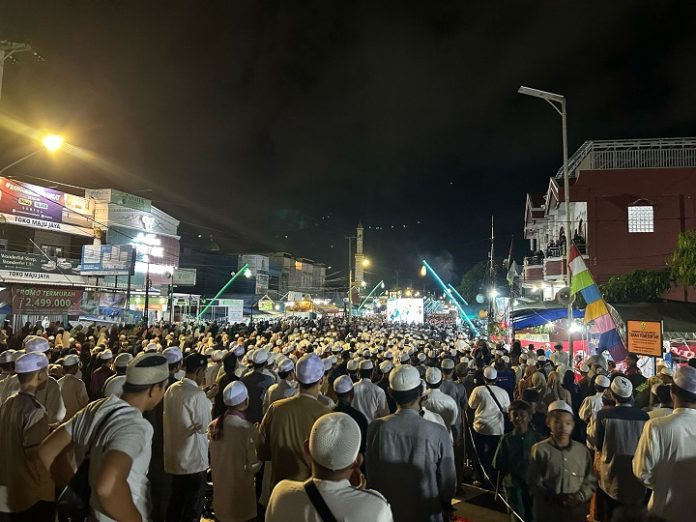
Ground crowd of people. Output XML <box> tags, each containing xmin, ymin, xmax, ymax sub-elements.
<box><xmin>0</xmin><ymin>316</ymin><xmax>694</xmax><ymax>522</ymax></box>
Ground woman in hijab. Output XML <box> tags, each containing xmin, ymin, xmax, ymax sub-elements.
<box><xmin>530</xmin><ymin>371</ymin><xmax>554</xmax><ymax>413</ymax></box>
<box><xmin>547</xmin><ymin>370</ymin><xmax>572</xmax><ymax>404</ymax></box>
<box><xmin>514</xmin><ymin>364</ymin><xmax>537</xmax><ymax>400</ymax></box>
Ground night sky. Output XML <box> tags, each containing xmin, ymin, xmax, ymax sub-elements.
<box><xmin>2</xmin><ymin>1</ymin><xmax>696</xmax><ymax>289</ymax></box>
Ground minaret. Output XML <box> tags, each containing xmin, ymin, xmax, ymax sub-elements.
<box><xmin>354</xmin><ymin>222</ymin><xmax>365</xmax><ymax>285</ymax></box>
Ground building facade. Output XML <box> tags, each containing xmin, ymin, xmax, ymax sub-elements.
<box><xmin>523</xmin><ymin>138</ymin><xmax>696</xmax><ymax>302</ymax></box>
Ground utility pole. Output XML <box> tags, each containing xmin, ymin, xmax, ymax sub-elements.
<box><xmin>0</xmin><ymin>40</ymin><xmax>43</xmax><ymax>102</ymax></box>
<box><xmin>487</xmin><ymin>216</ymin><xmax>496</xmax><ymax>335</ymax></box>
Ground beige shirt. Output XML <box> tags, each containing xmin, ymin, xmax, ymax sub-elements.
<box><xmin>163</xmin><ymin>378</ymin><xmax>211</xmax><ymax>474</ymax></box>
<box><xmin>1</xmin><ymin>374</ymin><xmax>66</xmax><ymax>424</ymax></box>
<box><xmin>208</xmin><ymin>413</ymin><xmax>262</xmax><ymax>522</ymax></box>
<box><xmin>0</xmin><ymin>392</ymin><xmax>53</xmax><ymax>512</ymax></box>
<box><xmin>258</xmin><ymin>393</ymin><xmax>330</xmax><ymax>489</ymax></box>
<box><xmin>58</xmin><ymin>373</ymin><xmax>89</xmax><ymax>420</ymax></box>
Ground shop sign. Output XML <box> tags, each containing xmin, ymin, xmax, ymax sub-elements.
<box><xmin>0</xmin><ymin>178</ymin><xmax>93</xmax><ymax>234</ymax></box>
<box><xmin>85</xmin><ymin>188</ymin><xmax>152</xmax><ymax>212</ymax></box>
<box><xmin>80</xmin><ymin>244</ymin><xmax>135</xmax><ymax>276</ymax></box>
<box><xmin>12</xmin><ymin>287</ymin><xmax>83</xmax><ymax>314</ymax></box>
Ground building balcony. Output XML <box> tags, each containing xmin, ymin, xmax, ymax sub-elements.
<box><xmin>544</xmin><ymin>256</ymin><xmax>567</xmax><ymax>280</ymax></box>
<box><xmin>523</xmin><ymin>257</ymin><xmax>544</xmax><ymax>284</ymax></box>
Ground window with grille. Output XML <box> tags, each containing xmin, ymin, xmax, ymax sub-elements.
<box><xmin>628</xmin><ymin>205</ymin><xmax>654</xmax><ymax>233</ymax></box>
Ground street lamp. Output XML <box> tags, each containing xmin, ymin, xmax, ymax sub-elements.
<box><xmin>0</xmin><ymin>133</ymin><xmax>65</xmax><ymax>176</ymax></box>
<box><xmin>361</xmin><ymin>258</ymin><xmax>371</xmax><ymax>268</ymax></box>
<box><xmin>518</xmin><ymin>85</ymin><xmax>573</xmax><ymax>360</ymax></box>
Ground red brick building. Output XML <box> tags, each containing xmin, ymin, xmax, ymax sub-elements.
<box><xmin>523</xmin><ymin>138</ymin><xmax>696</xmax><ymax>302</ymax></box>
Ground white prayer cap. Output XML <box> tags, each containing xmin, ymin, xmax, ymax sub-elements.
<box><xmin>223</xmin><ymin>381</ymin><xmax>248</xmax><ymax>407</ymax></box>
<box><xmin>519</xmin><ymin>354</ymin><xmax>528</xmax><ymax>361</ymax></box>
<box><xmin>323</xmin><ymin>357</ymin><xmax>334</xmax><ymax>371</ymax></box>
<box><xmin>347</xmin><ymin>359</ymin><xmax>359</xmax><ymax>372</ymax></box>
<box><xmin>399</xmin><ymin>353</ymin><xmax>410</xmax><ymax>364</ymax></box>
<box><xmin>611</xmin><ymin>376</ymin><xmax>633</xmax><ymax>398</ymax></box>
<box><xmin>379</xmin><ymin>360</ymin><xmax>393</xmax><ymax>374</ymax></box>
<box><xmin>114</xmin><ymin>352</ymin><xmax>134</xmax><ymax>368</ymax></box>
<box><xmin>502</xmin><ymin>355</ymin><xmax>510</xmax><ymax>364</ymax></box>
<box><xmin>15</xmin><ymin>352</ymin><xmax>48</xmax><ymax>374</ymax></box>
<box><xmin>162</xmin><ymin>347</ymin><xmax>183</xmax><ymax>364</ymax></box>
<box><xmin>416</xmin><ymin>352</ymin><xmax>426</xmax><ymax>363</ymax></box>
<box><xmin>595</xmin><ymin>374</ymin><xmax>611</xmax><ymax>388</ymax></box>
<box><xmin>204</xmin><ymin>347</ymin><xmax>215</xmax><ymax>356</ymax></box>
<box><xmin>233</xmin><ymin>345</ymin><xmax>245</xmax><ymax>357</ymax></box>
<box><xmin>24</xmin><ymin>335</ymin><xmax>49</xmax><ymax>353</ymax></box>
<box><xmin>674</xmin><ymin>365</ymin><xmax>696</xmax><ymax>394</ymax></box>
<box><xmin>277</xmin><ymin>358</ymin><xmax>294</xmax><ymax>373</ymax></box>
<box><xmin>538</xmin><ymin>355</ymin><xmax>547</xmax><ymax>362</ymax></box>
<box><xmin>99</xmin><ymin>349</ymin><xmax>114</xmax><ymax>360</ymax></box>
<box><xmin>62</xmin><ymin>354</ymin><xmax>80</xmax><ymax>367</ymax></box>
<box><xmin>384</xmin><ymin>351</ymin><xmax>393</xmax><ymax>360</ymax></box>
<box><xmin>309</xmin><ymin>413</ymin><xmax>360</xmax><ymax>471</ymax></box>
<box><xmin>333</xmin><ymin>375</ymin><xmax>354</xmax><ymax>395</ymax></box>
<box><xmin>441</xmin><ymin>359</ymin><xmax>455</xmax><ymax>371</ymax></box>
<box><xmin>296</xmin><ymin>353</ymin><xmax>324</xmax><ymax>385</ymax></box>
<box><xmin>211</xmin><ymin>350</ymin><xmax>224</xmax><ymax>362</ymax></box>
<box><xmin>425</xmin><ymin>367</ymin><xmax>443</xmax><ymax>385</ymax></box>
<box><xmin>359</xmin><ymin>360</ymin><xmax>374</xmax><ymax>371</ymax></box>
<box><xmin>0</xmin><ymin>350</ymin><xmax>16</xmax><ymax>364</ymax></box>
<box><xmin>483</xmin><ymin>367</ymin><xmax>497</xmax><ymax>380</ymax></box>
<box><xmin>389</xmin><ymin>364</ymin><xmax>421</xmax><ymax>392</ymax></box>
<box><xmin>145</xmin><ymin>343</ymin><xmax>159</xmax><ymax>353</ymax></box>
<box><xmin>126</xmin><ymin>354</ymin><xmax>169</xmax><ymax>385</ymax></box>
<box><xmin>250</xmin><ymin>349</ymin><xmax>269</xmax><ymax>365</ymax></box>
<box><xmin>548</xmin><ymin>399</ymin><xmax>573</xmax><ymax>415</ymax></box>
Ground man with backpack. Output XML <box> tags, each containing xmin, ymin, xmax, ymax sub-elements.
<box><xmin>39</xmin><ymin>353</ymin><xmax>169</xmax><ymax>521</ymax></box>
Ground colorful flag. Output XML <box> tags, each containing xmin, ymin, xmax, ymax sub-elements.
<box><xmin>568</xmin><ymin>245</ymin><xmax>627</xmax><ymax>362</ymax></box>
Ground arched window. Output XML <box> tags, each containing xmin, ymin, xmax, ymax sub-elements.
<box><xmin>628</xmin><ymin>199</ymin><xmax>654</xmax><ymax>233</ymax></box>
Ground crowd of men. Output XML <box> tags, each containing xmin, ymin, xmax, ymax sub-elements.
<box><xmin>0</xmin><ymin>316</ymin><xmax>694</xmax><ymax>522</ymax></box>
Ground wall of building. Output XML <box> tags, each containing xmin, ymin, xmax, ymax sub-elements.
<box><xmin>572</xmin><ymin>167</ymin><xmax>696</xmax><ymax>282</ymax></box>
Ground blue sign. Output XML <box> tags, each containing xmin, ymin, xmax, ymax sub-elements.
<box><xmin>80</xmin><ymin>244</ymin><xmax>135</xmax><ymax>276</ymax></box>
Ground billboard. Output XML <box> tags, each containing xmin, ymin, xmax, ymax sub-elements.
<box><xmin>85</xmin><ymin>188</ymin><xmax>152</xmax><ymax>212</ymax></box>
<box><xmin>173</xmin><ymin>268</ymin><xmax>197</xmax><ymax>286</ymax></box>
<box><xmin>0</xmin><ymin>251</ymin><xmax>84</xmax><ymax>284</ymax></box>
<box><xmin>386</xmin><ymin>298</ymin><xmax>424</xmax><ymax>324</ymax></box>
<box><xmin>12</xmin><ymin>287</ymin><xmax>84</xmax><ymax>315</ymax></box>
<box><xmin>0</xmin><ymin>178</ymin><xmax>94</xmax><ymax>235</ymax></box>
<box><xmin>80</xmin><ymin>244</ymin><xmax>135</xmax><ymax>276</ymax></box>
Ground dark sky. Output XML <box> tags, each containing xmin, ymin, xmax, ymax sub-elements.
<box><xmin>2</xmin><ymin>1</ymin><xmax>696</xmax><ymax>289</ymax></box>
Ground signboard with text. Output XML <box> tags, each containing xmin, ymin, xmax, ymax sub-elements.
<box><xmin>626</xmin><ymin>320</ymin><xmax>663</xmax><ymax>357</ymax></box>
<box><xmin>12</xmin><ymin>287</ymin><xmax>83</xmax><ymax>315</ymax></box>
<box><xmin>0</xmin><ymin>178</ymin><xmax>93</xmax><ymax>235</ymax></box>
<box><xmin>80</xmin><ymin>244</ymin><xmax>135</xmax><ymax>276</ymax></box>
<box><xmin>86</xmin><ymin>188</ymin><xmax>152</xmax><ymax>212</ymax></box>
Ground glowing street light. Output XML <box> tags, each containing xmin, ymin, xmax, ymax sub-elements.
<box><xmin>41</xmin><ymin>134</ymin><xmax>64</xmax><ymax>152</ymax></box>
<box><xmin>0</xmin><ymin>132</ymin><xmax>65</xmax><ymax>176</ymax></box>
<box><xmin>244</xmin><ymin>267</ymin><xmax>253</xmax><ymax>278</ymax></box>
<box><xmin>361</xmin><ymin>258</ymin><xmax>371</xmax><ymax>268</ymax></box>
<box><xmin>489</xmin><ymin>289</ymin><xmax>499</xmax><ymax>299</ymax></box>
<box><xmin>419</xmin><ymin>265</ymin><xmax>427</xmax><ymax>277</ymax></box>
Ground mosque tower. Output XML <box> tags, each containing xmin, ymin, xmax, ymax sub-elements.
<box><xmin>354</xmin><ymin>222</ymin><xmax>365</xmax><ymax>285</ymax></box>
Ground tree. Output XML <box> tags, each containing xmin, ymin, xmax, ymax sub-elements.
<box><xmin>600</xmin><ymin>269</ymin><xmax>672</xmax><ymax>303</ymax></box>
<box><xmin>458</xmin><ymin>261</ymin><xmax>487</xmax><ymax>304</ymax></box>
<box><xmin>667</xmin><ymin>230</ymin><xmax>696</xmax><ymax>300</ymax></box>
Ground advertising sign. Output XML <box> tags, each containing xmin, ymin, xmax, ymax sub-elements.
<box><xmin>0</xmin><ymin>178</ymin><xmax>93</xmax><ymax>235</ymax></box>
<box><xmin>173</xmin><ymin>268</ymin><xmax>197</xmax><ymax>286</ymax></box>
<box><xmin>86</xmin><ymin>188</ymin><xmax>152</xmax><ymax>212</ymax></box>
<box><xmin>80</xmin><ymin>244</ymin><xmax>135</xmax><ymax>276</ymax></box>
<box><xmin>258</xmin><ymin>297</ymin><xmax>275</xmax><ymax>312</ymax></box>
<box><xmin>12</xmin><ymin>287</ymin><xmax>83</xmax><ymax>315</ymax></box>
<box><xmin>626</xmin><ymin>320</ymin><xmax>663</xmax><ymax>357</ymax></box>
<box><xmin>225</xmin><ymin>299</ymin><xmax>244</xmax><ymax>323</ymax></box>
<box><xmin>386</xmin><ymin>298</ymin><xmax>424</xmax><ymax>324</ymax></box>
<box><xmin>0</xmin><ymin>251</ymin><xmax>85</xmax><ymax>284</ymax></box>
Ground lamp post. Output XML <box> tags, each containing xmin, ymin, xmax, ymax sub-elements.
<box><xmin>518</xmin><ymin>85</ymin><xmax>573</xmax><ymax>360</ymax></box>
<box><xmin>0</xmin><ymin>134</ymin><xmax>64</xmax><ymax>176</ymax></box>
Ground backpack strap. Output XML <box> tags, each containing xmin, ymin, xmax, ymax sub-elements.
<box><xmin>484</xmin><ymin>385</ymin><xmax>506</xmax><ymax>416</ymax></box>
<box><xmin>303</xmin><ymin>479</ymin><xmax>338</xmax><ymax>522</ymax></box>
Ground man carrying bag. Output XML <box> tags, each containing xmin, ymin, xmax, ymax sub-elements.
<box><xmin>39</xmin><ymin>354</ymin><xmax>170</xmax><ymax>521</ymax></box>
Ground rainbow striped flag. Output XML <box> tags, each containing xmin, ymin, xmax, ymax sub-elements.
<box><xmin>568</xmin><ymin>245</ymin><xmax>628</xmax><ymax>362</ymax></box>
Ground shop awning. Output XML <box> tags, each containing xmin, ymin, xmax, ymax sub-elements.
<box><xmin>609</xmin><ymin>301</ymin><xmax>696</xmax><ymax>338</ymax></box>
<box><xmin>513</xmin><ymin>307</ymin><xmax>585</xmax><ymax>329</ymax></box>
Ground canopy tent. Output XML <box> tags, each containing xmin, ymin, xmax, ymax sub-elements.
<box><xmin>512</xmin><ymin>307</ymin><xmax>584</xmax><ymax>330</ymax></box>
<box><xmin>609</xmin><ymin>301</ymin><xmax>696</xmax><ymax>339</ymax></box>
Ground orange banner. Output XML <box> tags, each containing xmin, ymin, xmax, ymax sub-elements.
<box><xmin>626</xmin><ymin>320</ymin><xmax>663</xmax><ymax>357</ymax></box>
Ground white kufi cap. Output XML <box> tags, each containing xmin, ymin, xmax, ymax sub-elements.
<box><xmin>223</xmin><ymin>381</ymin><xmax>248</xmax><ymax>407</ymax></box>
<box><xmin>15</xmin><ymin>352</ymin><xmax>48</xmax><ymax>374</ymax></box>
<box><xmin>333</xmin><ymin>375</ymin><xmax>354</xmax><ymax>395</ymax></box>
<box><xmin>309</xmin><ymin>413</ymin><xmax>361</xmax><ymax>471</ymax></box>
